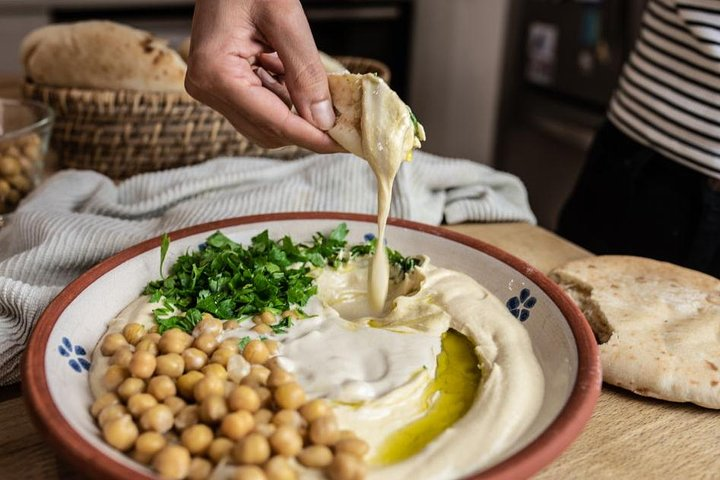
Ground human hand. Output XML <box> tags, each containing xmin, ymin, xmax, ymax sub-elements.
<box><xmin>185</xmin><ymin>0</ymin><xmax>341</xmax><ymax>153</ymax></box>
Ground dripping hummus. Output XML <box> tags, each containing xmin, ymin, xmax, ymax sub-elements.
<box><xmin>90</xmin><ymin>256</ymin><xmax>544</xmax><ymax>480</ymax></box>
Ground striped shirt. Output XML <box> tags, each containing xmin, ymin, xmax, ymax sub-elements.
<box><xmin>608</xmin><ymin>0</ymin><xmax>720</xmax><ymax>179</ymax></box>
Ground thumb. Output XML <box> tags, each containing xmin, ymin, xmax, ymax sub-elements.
<box><xmin>261</xmin><ymin>3</ymin><xmax>335</xmax><ymax>131</ymax></box>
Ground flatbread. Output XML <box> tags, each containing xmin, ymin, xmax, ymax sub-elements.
<box><xmin>21</xmin><ymin>21</ymin><xmax>187</xmax><ymax>92</ymax></box>
<box><xmin>551</xmin><ymin>255</ymin><xmax>720</xmax><ymax>409</ymax></box>
<box><xmin>327</xmin><ymin>73</ymin><xmax>425</xmax><ymax>160</ymax></box>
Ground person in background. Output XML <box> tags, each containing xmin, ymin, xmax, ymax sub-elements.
<box><xmin>558</xmin><ymin>0</ymin><xmax>720</xmax><ymax>278</ymax></box>
<box><xmin>184</xmin><ymin>0</ymin><xmax>341</xmax><ymax>153</ymax></box>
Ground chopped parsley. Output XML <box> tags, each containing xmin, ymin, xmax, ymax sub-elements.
<box><xmin>238</xmin><ymin>336</ymin><xmax>251</xmax><ymax>350</ymax></box>
<box><xmin>144</xmin><ymin>223</ymin><xmax>421</xmax><ymax>334</ymax></box>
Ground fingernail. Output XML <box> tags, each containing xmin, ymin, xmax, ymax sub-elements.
<box><xmin>311</xmin><ymin>99</ymin><xmax>336</xmax><ymax>130</ymax></box>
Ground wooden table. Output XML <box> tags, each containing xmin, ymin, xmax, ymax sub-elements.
<box><xmin>1</xmin><ymin>222</ymin><xmax>719</xmax><ymax>479</ymax></box>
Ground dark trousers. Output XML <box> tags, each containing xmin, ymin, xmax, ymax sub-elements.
<box><xmin>557</xmin><ymin>121</ymin><xmax>720</xmax><ymax>279</ymax></box>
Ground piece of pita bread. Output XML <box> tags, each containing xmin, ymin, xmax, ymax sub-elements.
<box><xmin>21</xmin><ymin>21</ymin><xmax>187</xmax><ymax>92</ymax></box>
<box><xmin>327</xmin><ymin>73</ymin><xmax>425</xmax><ymax>162</ymax></box>
<box><xmin>551</xmin><ymin>255</ymin><xmax>720</xmax><ymax>409</ymax></box>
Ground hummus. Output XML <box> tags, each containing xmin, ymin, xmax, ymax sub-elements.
<box><xmin>90</xmin><ymin>256</ymin><xmax>544</xmax><ymax>480</ymax></box>
<box><xmin>327</xmin><ymin>73</ymin><xmax>425</xmax><ymax>312</ymax></box>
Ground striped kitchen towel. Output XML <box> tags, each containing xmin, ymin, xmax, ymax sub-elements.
<box><xmin>0</xmin><ymin>151</ymin><xmax>534</xmax><ymax>384</ymax></box>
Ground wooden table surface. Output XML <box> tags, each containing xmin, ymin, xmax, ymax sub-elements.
<box><xmin>1</xmin><ymin>223</ymin><xmax>718</xmax><ymax>479</ymax></box>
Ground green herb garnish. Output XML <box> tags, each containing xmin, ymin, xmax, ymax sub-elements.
<box><xmin>145</xmin><ymin>224</ymin><xmax>420</xmax><ymax>334</ymax></box>
<box><xmin>159</xmin><ymin>233</ymin><xmax>170</xmax><ymax>278</ymax></box>
<box><xmin>238</xmin><ymin>336</ymin><xmax>251</xmax><ymax>350</ymax></box>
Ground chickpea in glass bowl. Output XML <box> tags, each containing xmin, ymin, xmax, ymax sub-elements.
<box><xmin>0</xmin><ymin>98</ymin><xmax>54</xmax><ymax>214</ymax></box>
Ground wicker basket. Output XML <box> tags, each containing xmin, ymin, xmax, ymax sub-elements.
<box><xmin>22</xmin><ymin>56</ymin><xmax>391</xmax><ymax>180</ymax></box>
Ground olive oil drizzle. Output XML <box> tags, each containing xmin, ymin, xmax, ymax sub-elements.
<box><xmin>373</xmin><ymin>329</ymin><xmax>484</xmax><ymax>465</ymax></box>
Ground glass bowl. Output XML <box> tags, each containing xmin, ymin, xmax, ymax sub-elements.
<box><xmin>0</xmin><ymin>98</ymin><xmax>54</xmax><ymax>213</ymax></box>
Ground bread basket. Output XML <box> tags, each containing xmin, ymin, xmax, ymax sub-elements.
<box><xmin>22</xmin><ymin>56</ymin><xmax>391</xmax><ymax>180</ymax></box>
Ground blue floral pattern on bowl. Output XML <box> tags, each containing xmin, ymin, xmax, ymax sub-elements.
<box><xmin>507</xmin><ymin>288</ymin><xmax>537</xmax><ymax>321</ymax></box>
<box><xmin>58</xmin><ymin>337</ymin><xmax>90</xmax><ymax>373</ymax></box>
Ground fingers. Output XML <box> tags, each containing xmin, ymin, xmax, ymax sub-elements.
<box><xmin>258</xmin><ymin>1</ymin><xmax>336</xmax><ymax>131</ymax></box>
<box><xmin>257</xmin><ymin>52</ymin><xmax>285</xmax><ymax>75</ymax></box>
<box><xmin>188</xmin><ymin>55</ymin><xmax>340</xmax><ymax>153</ymax></box>
<box><xmin>256</xmin><ymin>67</ymin><xmax>292</xmax><ymax>107</ymax></box>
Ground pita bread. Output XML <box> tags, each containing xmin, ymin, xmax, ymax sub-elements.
<box><xmin>551</xmin><ymin>256</ymin><xmax>720</xmax><ymax>409</ymax></box>
<box><xmin>327</xmin><ymin>73</ymin><xmax>425</xmax><ymax>161</ymax></box>
<box><xmin>21</xmin><ymin>21</ymin><xmax>187</xmax><ymax>92</ymax></box>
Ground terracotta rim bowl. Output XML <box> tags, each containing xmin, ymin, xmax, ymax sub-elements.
<box><xmin>23</xmin><ymin>212</ymin><xmax>601</xmax><ymax>479</ymax></box>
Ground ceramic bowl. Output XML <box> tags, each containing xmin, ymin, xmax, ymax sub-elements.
<box><xmin>23</xmin><ymin>212</ymin><xmax>601</xmax><ymax>479</ymax></box>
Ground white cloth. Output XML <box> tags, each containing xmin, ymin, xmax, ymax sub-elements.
<box><xmin>0</xmin><ymin>152</ymin><xmax>534</xmax><ymax>384</ymax></box>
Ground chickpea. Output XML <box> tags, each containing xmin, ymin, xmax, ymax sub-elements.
<box><xmin>334</xmin><ymin>438</ymin><xmax>369</xmax><ymax>459</ymax></box>
<box><xmin>140</xmin><ymin>404</ymin><xmax>174</xmax><ymax>433</ymax></box>
<box><xmin>297</xmin><ymin>445</ymin><xmax>333</xmax><ymax>468</ymax></box>
<box><xmin>252</xmin><ymin>324</ymin><xmax>272</xmax><ymax>335</ymax></box>
<box><xmin>91</xmin><ymin>392</ymin><xmax>119</xmax><ymax>417</ymax></box>
<box><xmin>202</xmin><ymin>363</ymin><xmax>228</xmax><ymax>380</ymax></box>
<box><xmin>337</xmin><ymin>430</ymin><xmax>357</xmax><ymax>442</ymax></box>
<box><xmin>326</xmin><ymin>452</ymin><xmax>366</xmax><ymax>480</ymax></box>
<box><xmin>263</xmin><ymin>356</ymin><xmax>289</xmax><ymax>372</ymax></box>
<box><xmin>122</xmin><ymin>323</ymin><xmax>146</xmax><ymax>345</ymax></box>
<box><xmin>102</xmin><ymin>365</ymin><xmax>130</xmax><ymax>391</ymax></box>
<box><xmin>242</xmin><ymin>365</ymin><xmax>270</xmax><ymax>387</ymax></box>
<box><xmin>101</xmin><ymin>333</ymin><xmax>128</xmax><ymax>356</ymax></box>
<box><xmin>102</xmin><ymin>414</ymin><xmax>139</xmax><ymax>452</ymax></box>
<box><xmin>233</xmin><ymin>466</ymin><xmax>267</xmax><ymax>480</ymax></box>
<box><xmin>194</xmin><ymin>333</ymin><xmax>219</xmax><ymax>355</ymax></box>
<box><xmin>174</xmin><ymin>405</ymin><xmax>200</xmax><ymax>431</ymax></box>
<box><xmin>199</xmin><ymin>395</ymin><xmax>228</xmax><ymax>424</ymax></box>
<box><xmin>253</xmin><ymin>409</ymin><xmax>273</xmax><ymax>425</ymax></box>
<box><xmin>269</xmin><ymin>425</ymin><xmax>303</xmax><ymax>457</ymax></box>
<box><xmin>135</xmin><ymin>337</ymin><xmax>159</xmax><ymax>355</ymax></box>
<box><xmin>219</xmin><ymin>338</ymin><xmax>240</xmax><ymax>352</ymax></box>
<box><xmin>266</xmin><ymin>369</ymin><xmax>294</xmax><ymax>388</ymax></box>
<box><xmin>110</xmin><ymin>347</ymin><xmax>134</xmax><ymax>369</ymax></box>
<box><xmin>159</xmin><ymin>329</ymin><xmax>193</xmax><ymax>354</ymax></box>
<box><xmin>264</xmin><ymin>339</ymin><xmax>279</xmax><ymax>355</ymax></box>
<box><xmin>164</xmin><ymin>395</ymin><xmax>187</xmax><ymax>415</ymax></box>
<box><xmin>127</xmin><ymin>393</ymin><xmax>158</xmax><ymax>418</ymax></box>
<box><xmin>129</xmin><ymin>350</ymin><xmax>157</xmax><ymax>379</ymax></box>
<box><xmin>253</xmin><ymin>422</ymin><xmax>276</xmax><ymax>438</ymax></box>
<box><xmin>211</xmin><ymin>348</ymin><xmax>235</xmax><ymax>366</ymax></box>
<box><xmin>189</xmin><ymin>457</ymin><xmax>213</xmax><ymax>480</ymax></box>
<box><xmin>228</xmin><ymin>385</ymin><xmax>261</xmax><ymax>412</ymax></box>
<box><xmin>181</xmin><ymin>423</ymin><xmax>214</xmax><ymax>455</ymax></box>
<box><xmin>255</xmin><ymin>387</ymin><xmax>272</xmax><ymax>408</ymax></box>
<box><xmin>273</xmin><ymin>383</ymin><xmax>305</xmax><ymax>410</ymax></box>
<box><xmin>233</xmin><ymin>432</ymin><xmax>271</xmax><ymax>465</ymax></box>
<box><xmin>117</xmin><ymin>377</ymin><xmax>146</xmax><ymax>401</ymax></box>
<box><xmin>177</xmin><ymin>371</ymin><xmax>205</xmax><ymax>399</ymax></box>
<box><xmin>207</xmin><ymin>437</ymin><xmax>234</xmax><ymax>464</ymax></box>
<box><xmin>194</xmin><ymin>375</ymin><xmax>225</xmax><ymax>402</ymax></box>
<box><xmin>281</xmin><ymin>310</ymin><xmax>298</xmax><ymax>320</ymax></box>
<box><xmin>135</xmin><ymin>431</ymin><xmax>167</xmax><ymax>458</ymax></box>
<box><xmin>242</xmin><ymin>340</ymin><xmax>269</xmax><ymax>364</ymax></box>
<box><xmin>156</xmin><ymin>353</ymin><xmax>185</xmax><ymax>378</ymax></box>
<box><xmin>259</xmin><ymin>311</ymin><xmax>276</xmax><ymax>325</ymax></box>
<box><xmin>183</xmin><ymin>347</ymin><xmax>209</xmax><ymax>372</ymax></box>
<box><xmin>194</xmin><ymin>315</ymin><xmax>223</xmax><ymax>337</ymax></box>
<box><xmin>98</xmin><ymin>404</ymin><xmax>128</xmax><ymax>427</ymax></box>
<box><xmin>220</xmin><ymin>410</ymin><xmax>255</xmax><ymax>440</ymax></box>
<box><xmin>0</xmin><ymin>155</ymin><xmax>20</xmax><ymax>176</ymax></box>
<box><xmin>309</xmin><ymin>415</ymin><xmax>339</xmax><ymax>446</ymax></box>
<box><xmin>300</xmin><ymin>399</ymin><xmax>331</xmax><ymax>423</ymax></box>
<box><xmin>263</xmin><ymin>456</ymin><xmax>297</xmax><ymax>480</ymax></box>
<box><xmin>145</xmin><ymin>332</ymin><xmax>162</xmax><ymax>344</ymax></box>
<box><xmin>223</xmin><ymin>320</ymin><xmax>240</xmax><ymax>330</ymax></box>
<box><xmin>153</xmin><ymin>444</ymin><xmax>191</xmax><ymax>480</ymax></box>
<box><xmin>272</xmin><ymin>410</ymin><xmax>304</xmax><ymax>429</ymax></box>
<box><xmin>147</xmin><ymin>375</ymin><xmax>176</xmax><ymax>401</ymax></box>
